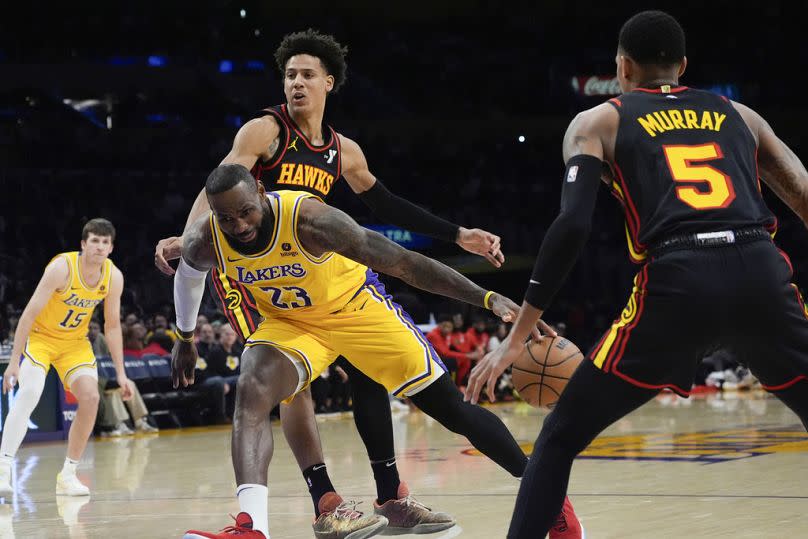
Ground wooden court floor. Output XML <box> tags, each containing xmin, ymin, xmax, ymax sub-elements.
<box><xmin>1</xmin><ymin>391</ymin><xmax>805</xmax><ymax>538</ymax></box>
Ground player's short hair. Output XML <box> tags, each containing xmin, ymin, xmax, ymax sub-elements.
<box><xmin>82</xmin><ymin>218</ymin><xmax>116</xmax><ymax>241</ymax></box>
<box><xmin>205</xmin><ymin>164</ymin><xmax>257</xmax><ymax>196</ymax></box>
<box><xmin>274</xmin><ymin>28</ymin><xmax>348</xmax><ymax>93</ymax></box>
<box><xmin>618</xmin><ymin>11</ymin><xmax>685</xmax><ymax>66</ymax></box>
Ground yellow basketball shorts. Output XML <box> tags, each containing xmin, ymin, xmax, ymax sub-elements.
<box><xmin>245</xmin><ymin>278</ymin><xmax>446</xmax><ymax>400</ymax></box>
<box><xmin>23</xmin><ymin>331</ymin><xmax>97</xmax><ymax>387</ymax></box>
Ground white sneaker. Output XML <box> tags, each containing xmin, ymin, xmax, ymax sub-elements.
<box><xmin>56</xmin><ymin>472</ymin><xmax>90</xmax><ymax>496</ymax></box>
<box><xmin>135</xmin><ymin>418</ymin><xmax>158</xmax><ymax>433</ymax></box>
<box><xmin>0</xmin><ymin>462</ymin><xmax>12</xmax><ymax>498</ymax></box>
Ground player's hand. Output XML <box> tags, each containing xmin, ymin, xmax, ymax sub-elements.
<box><xmin>2</xmin><ymin>361</ymin><xmax>20</xmax><ymax>394</ymax></box>
<box><xmin>154</xmin><ymin>236</ymin><xmax>184</xmax><ymax>276</ymax></box>
<box><xmin>457</xmin><ymin>227</ymin><xmax>505</xmax><ymax>268</ymax></box>
<box><xmin>465</xmin><ymin>335</ymin><xmax>521</xmax><ymax>404</ymax></box>
<box><xmin>118</xmin><ymin>376</ymin><xmax>135</xmax><ymax>401</ymax></box>
<box><xmin>171</xmin><ymin>340</ymin><xmax>198</xmax><ymax>388</ymax></box>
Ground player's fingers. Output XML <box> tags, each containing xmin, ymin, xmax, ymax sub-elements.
<box><xmin>530</xmin><ymin>326</ymin><xmax>543</xmax><ymax>342</ymax></box>
<box><xmin>537</xmin><ymin>320</ymin><xmax>557</xmax><ymax>338</ymax></box>
<box><xmin>466</xmin><ymin>369</ymin><xmax>482</xmax><ymax>403</ymax></box>
<box><xmin>483</xmin><ymin>251</ymin><xmax>502</xmax><ymax>268</ymax></box>
<box><xmin>486</xmin><ymin>372</ymin><xmax>497</xmax><ymax>403</ymax></box>
<box><xmin>154</xmin><ymin>251</ymin><xmax>175</xmax><ymax>275</ymax></box>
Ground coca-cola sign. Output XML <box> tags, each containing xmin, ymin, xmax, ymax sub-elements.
<box><xmin>571</xmin><ymin>76</ymin><xmax>621</xmax><ymax>96</ymax></box>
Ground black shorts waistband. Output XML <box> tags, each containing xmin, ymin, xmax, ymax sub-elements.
<box><xmin>649</xmin><ymin>226</ymin><xmax>770</xmax><ymax>257</ymax></box>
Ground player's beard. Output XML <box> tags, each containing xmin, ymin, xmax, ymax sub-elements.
<box><xmin>226</xmin><ymin>203</ymin><xmax>274</xmax><ymax>255</ymax></box>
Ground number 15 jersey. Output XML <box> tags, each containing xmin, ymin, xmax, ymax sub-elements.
<box><xmin>606</xmin><ymin>86</ymin><xmax>776</xmax><ymax>263</ymax></box>
<box><xmin>32</xmin><ymin>252</ymin><xmax>113</xmax><ymax>340</ymax></box>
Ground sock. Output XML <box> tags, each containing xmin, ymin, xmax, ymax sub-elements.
<box><xmin>370</xmin><ymin>457</ymin><xmax>401</xmax><ymax>504</ymax></box>
<box><xmin>0</xmin><ymin>455</ymin><xmax>13</xmax><ymax>467</ymax></box>
<box><xmin>62</xmin><ymin>458</ymin><xmax>79</xmax><ymax>476</ymax></box>
<box><xmin>237</xmin><ymin>484</ymin><xmax>269</xmax><ymax>537</ymax></box>
<box><xmin>302</xmin><ymin>463</ymin><xmax>335</xmax><ymax>516</ymax></box>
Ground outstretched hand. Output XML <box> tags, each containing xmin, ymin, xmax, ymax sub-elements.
<box><xmin>154</xmin><ymin>236</ymin><xmax>183</xmax><ymax>276</ymax></box>
<box><xmin>457</xmin><ymin>227</ymin><xmax>505</xmax><ymax>268</ymax></box>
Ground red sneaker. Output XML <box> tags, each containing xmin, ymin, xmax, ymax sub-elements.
<box><xmin>183</xmin><ymin>512</ymin><xmax>266</xmax><ymax>539</ymax></box>
<box><xmin>548</xmin><ymin>497</ymin><xmax>585</xmax><ymax>539</ymax></box>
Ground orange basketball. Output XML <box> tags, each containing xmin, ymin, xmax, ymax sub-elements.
<box><xmin>511</xmin><ymin>337</ymin><xmax>584</xmax><ymax>408</ymax></box>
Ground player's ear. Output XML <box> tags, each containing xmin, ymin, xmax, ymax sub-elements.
<box><xmin>677</xmin><ymin>57</ymin><xmax>687</xmax><ymax>78</ymax></box>
<box><xmin>325</xmin><ymin>75</ymin><xmax>334</xmax><ymax>93</ymax></box>
<box><xmin>257</xmin><ymin>180</ymin><xmax>266</xmax><ymax>195</ymax></box>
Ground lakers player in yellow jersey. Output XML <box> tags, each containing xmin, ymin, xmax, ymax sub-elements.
<box><xmin>173</xmin><ymin>165</ymin><xmax>553</xmax><ymax>539</ymax></box>
<box><xmin>0</xmin><ymin>219</ymin><xmax>134</xmax><ymax>498</ymax></box>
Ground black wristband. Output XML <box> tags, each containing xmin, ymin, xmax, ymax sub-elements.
<box><xmin>358</xmin><ymin>181</ymin><xmax>460</xmax><ymax>243</ymax></box>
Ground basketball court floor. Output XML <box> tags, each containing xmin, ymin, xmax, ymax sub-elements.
<box><xmin>1</xmin><ymin>391</ymin><xmax>805</xmax><ymax>538</ymax></box>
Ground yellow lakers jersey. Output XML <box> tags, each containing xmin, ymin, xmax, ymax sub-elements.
<box><xmin>210</xmin><ymin>190</ymin><xmax>367</xmax><ymax>319</ymax></box>
<box><xmin>32</xmin><ymin>252</ymin><xmax>113</xmax><ymax>340</ymax></box>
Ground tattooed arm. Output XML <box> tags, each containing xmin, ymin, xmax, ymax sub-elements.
<box><xmin>734</xmin><ymin>101</ymin><xmax>808</xmax><ymax>226</ymax></box>
<box><xmin>295</xmin><ymin>199</ymin><xmax>519</xmax><ymax>319</ymax></box>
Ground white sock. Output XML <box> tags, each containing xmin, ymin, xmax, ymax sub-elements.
<box><xmin>237</xmin><ymin>484</ymin><xmax>269</xmax><ymax>537</ymax></box>
<box><xmin>0</xmin><ymin>455</ymin><xmax>13</xmax><ymax>468</ymax></box>
<box><xmin>62</xmin><ymin>457</ymin><xmax>79</xmax><ymax>476</ymax></box>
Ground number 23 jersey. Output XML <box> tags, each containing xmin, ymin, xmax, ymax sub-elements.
<box><xmin>209</xmin><ymin>190</ymin><xmax>367</xmax><ymax>320</ymax></box>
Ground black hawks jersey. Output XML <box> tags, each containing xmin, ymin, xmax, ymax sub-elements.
<box><xmin>250</xmin><ymin>104</ymin><xmax>342</xmax><ymax>202</ymax></box>
<box><xmin>606</xmin><ymin>86</ymin><xmax>776</xmax><ymax>263</ymax></box>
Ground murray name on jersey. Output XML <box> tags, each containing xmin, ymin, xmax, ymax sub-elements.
<box><xmin>637</xmin><ymin>109</ymin><xmax>727</xmax><ymax>137</ymax></box>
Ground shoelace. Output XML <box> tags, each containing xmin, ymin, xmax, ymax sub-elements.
<box><xmin>219</xmin><ymin>514</ymin><xmax>253</xmax><ymax>535</ymax></box>
<box><xmin>401</xmin><ymin>495</ymin><xmax>431</xmax><ymax>511</ymax></box>
<box><xmin>332</xmin><ymin>500</ymin><xmax>365</xmax><ymax>520</ymax></box>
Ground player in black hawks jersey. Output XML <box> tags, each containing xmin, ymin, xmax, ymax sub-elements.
<box><xmin>155</xmin><ymin>29</ymin><xmax>582</xmax><ymax>539</ymax></box>
<box><xmin>466</xmin><ymin>11</ymin><xmax>808</xmax><ymax>538</ymax></box>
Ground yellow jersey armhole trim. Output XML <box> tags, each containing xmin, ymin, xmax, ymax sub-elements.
<box><xmin>54</xmin><ymin>252</ymin><xmax>73</xmax><ymax>297</ymax></box>
<box><xmin>291</xmin><ymin>193</ymin><xmax>333</xmax><ymax>265</ymax></box>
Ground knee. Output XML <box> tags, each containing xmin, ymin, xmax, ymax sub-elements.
<box><xmin>76</xmin><ymin>386</ymin><xmax>100</xmax><ymax>408</ymax></box>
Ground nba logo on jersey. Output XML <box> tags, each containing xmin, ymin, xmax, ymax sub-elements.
<box><xmin>566</xmin><ymin>166</ymin><xmax>579</xmax><ymax>183</ymax></box>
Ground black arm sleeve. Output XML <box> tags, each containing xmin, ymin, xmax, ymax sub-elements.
<box><xmin>357</xmin><ymin>180</ymin><xmax>460</xmax><ymax>243</ymax></box>
<box><xmin>523</xmin><ymin>154</ymin><xmax>602</xmax><ymax>310</ymax></box>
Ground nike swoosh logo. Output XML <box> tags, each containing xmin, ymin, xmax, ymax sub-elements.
<box><xmin>227</xmin><ymin>256</ymin><xmax>244</xmax><ymax>262</ymax></box>
<box><xmin>385</xmin><ymin>461</ymin><xmax>396</xmax><ymax>467</ymax></box>
<box><xmin>312</xmin><ymin>464</ymin><xmax>326</xmax><ymax>471</ymax></box>
<box><xmin>529</xmin><ymin>279</ymin><xmax>541</xmax><ymax>285</ymax></box>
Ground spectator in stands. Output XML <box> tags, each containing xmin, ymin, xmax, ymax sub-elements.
<box><xmin>426</xmin><ymin>314</ymin><xmax>481</xmax><ymax>387</ymax></box>
<box><xmin>450</xmin><ymin>313</ymin><xmax>482</xmax><ymax>386</ymax></box>
<box><xmin>487</xmin><ymin>322</ymin><xmax>510</xmax><ymax>353</ymax></box>
<box><xmin>466</xmin><ymin>314</ymin><xmax>491</xmax><ymax>354</ymax></box>
<box><xmin>143</xmin><ymin>331</ymin><xmax>171</xmax><ymax>356</ymax></box>
<box><xmin>196</xmin><ymin>323</ymin><xmax>216</xmax><ymax>358</ymax></box>
<box><xmin>88</xmin><ymin>319</ymin><xmax>110</xmax><ymax>358</ymax></box>
<box><xmin>204</xmin><ymin>325</ymin><xmax>242</xmax><ymax>419</ymax></box>
<box><xmin>123</xmin><ymin>322</ymin><xmax>147</xmax><ymax>357</ymax></box>
<box><xmin>147</xmin><ymin>313</ymin><xmax>175</xmax><ymax>344</ymax></box>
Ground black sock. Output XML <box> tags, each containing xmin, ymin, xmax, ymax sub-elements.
<box><xmin>303</xmin><ymin>463</ymin><xmax>335</xmax><ymax>516</ymax></box>
<box><xmin>370</xmin><ymin>457</ymin><xmax>401</xmax><ymax>503</ymax></box>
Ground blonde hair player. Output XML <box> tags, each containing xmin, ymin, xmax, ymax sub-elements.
<box><xmin>0</xmin><ymin>218</ymin><xmax>134</xmax><ymax>498</ymax></box>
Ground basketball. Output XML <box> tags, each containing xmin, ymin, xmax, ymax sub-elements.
<box><xmin>511</xmin><ymin>337</ymin><xmax>584</xmax><ymax>408</ymax></box>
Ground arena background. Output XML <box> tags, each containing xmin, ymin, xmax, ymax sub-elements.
<box><xmin>1</xmin><ymin>1</ymin><xmax>806</xmax><ymax>354</ymax></box>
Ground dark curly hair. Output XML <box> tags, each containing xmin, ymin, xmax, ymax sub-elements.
<box><xmin>274</xmin><ymin>29</ymin><xmax>348</xmax><ymax>93</ymax></box>
<box><xmin>619</xmin><ymin>11</ymin><xmax>685</xmax><ymax>66</ymax></box>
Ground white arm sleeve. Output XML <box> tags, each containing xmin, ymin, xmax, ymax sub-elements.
<box><xmin>174</xmin><ymin>258</ymin><xmax>209</xmax><ymax>332</ymax></box>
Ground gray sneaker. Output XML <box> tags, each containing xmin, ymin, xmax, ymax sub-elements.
<box><xmin>373</xmin><ymin>482</ymin><xmax>455</xmax><ymax>535</ymax></box>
